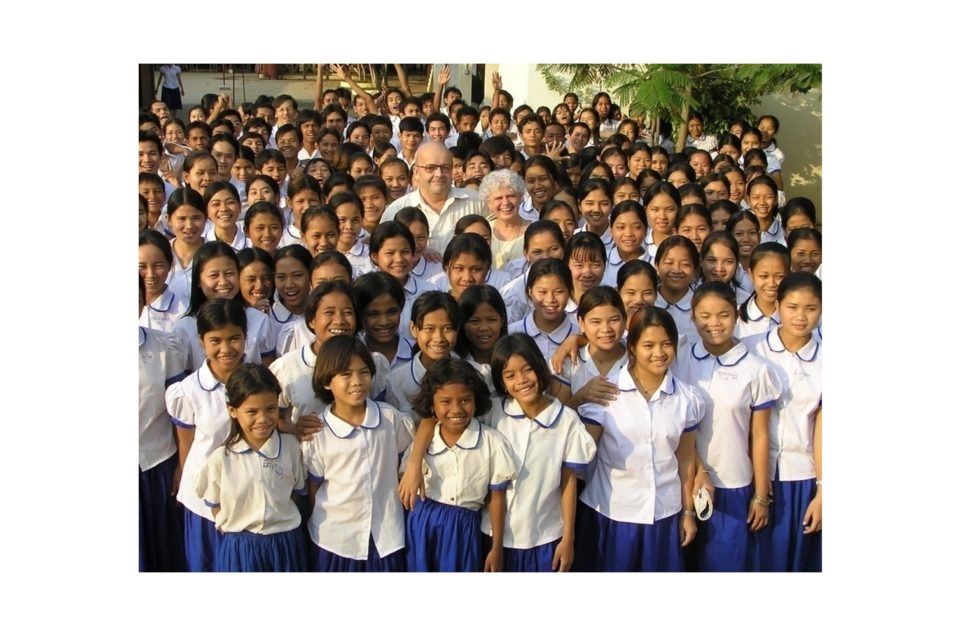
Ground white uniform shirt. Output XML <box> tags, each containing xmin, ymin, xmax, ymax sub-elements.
<box><xmin>172</xmin><ymin>306</ymin><xmax>276</xmax><ymax>372</ymax></box>
<box><xmin>202</xmin><ymin>224</ymin><xmax>249</xmax><ymax>252</ymax></box>
<box><xmin>734</xmin><ymin>296</ymin><xmax>780</xmax><ymax>340</ymax></box>
<box><xmin>600</xmin><ymin>246</ymin><xmax>654</xmax><ymax>288</ymax></box>
<box><xmin>501</xmin><ymin>267</ymin><xmax>532</xmax><ymax>324</ymax></box>
<box><xmin>408</xmin><ymin>256</ymin><xmax>444</xmax><ymax>288</ymax></box>
<box><xmin>674</xmin><ymin>340</ymin><xmax>782</xmax><ymax>489</ymax></box>
<box><xmin>403</xmin><ymin>418</ymin><xmax>516</xmax><ymax>512</ymax></box>
<box><xmin>642</xmin><ymin>228</ymin><xmax>658</xmax><ymax>262</ymax></box>
<box><xmin>578</xmin><ymin>368</ymin><xmax>705</xmax><ymax>524</ymax></box>
<box><xmin>744</xmin><ymin>329</ymin><xmax>822</xmax><ymax>482</ymax></box>
<box><xmin>574</xmin><ymin>224</ymin><xmax>614</xmax><ymax>250</ymax></box>
<box><xmin>275</xmin><ymin>316</ymin><xmax>312</xmax><ymax>358</ymax></box>
<box><xmin>139</xmin><ymin>327</ymin><xmax>188</xmax><ymax>471</ymax></box>
<box><xmin>278</xmin><ymin>224</ymin><xmax>304</xmax><ymax>249</ymax></box>
<box><xmin>482</xmin><ymin>397</ymin><xmax>596</xmax><ymax>548</ymax></box>
<box><xmin>195</xmin><ymin>430</ymin><xmax>306</xmax><ymax>534</ymax></box>
<box><xmin>427</xmin><ymin>267</ymin><xmax>511</xmax><ymax>295</ymax></box>
<box><xmin>557</xmin><ymin>345</ymin><xmax>629</xmax><ymax>392</ymax></box>
<box><xmin>343</xmin><ymin>240</ymin><xmax>375</xmax><ymax>278</ymax></box>
<box><xmin>302</xmin><ymin>400</ymin><xmax>414</xmax><ymax>560</ymax></box>
<box><xmin>382</xmin><ymin>187</ymin><xmax>487</xmax><ymax>253</ymax></box>
<box><xmin>168</xmin><ymin>239</ymin><xmax>196</xmax><ymax>304</ymax></box>
<box><xmin>759</xmin><ymin>217</ymin><xmax>786</xmax><ymax>246</ymax></box>
<box><xmin>507</xmin><ymin>313</ymin><xmax>579</xmax><ymax>365</ymax></box>
<box><xmin>139</xmin><ymin>287</ymin><xmax>188</xmax><ymax>334</ymax></box>
<box><xmin>397</xmin><ymin>275</ymin><xmax>438</xmax><ymax>345</ymax></box>
<box><xmin>655</xmin><ymin>287</ymin><xmax>697</xmax><ymax>341</ymax></box>
<box><xmin>384</xmin><ymin>352</ymin><xmax>493</xmax><ymax>418</ymax></box>
<box><xmin>165</xmin><ymin>361</ymin><xmax>233</xmax><ymax>519</ymax></box>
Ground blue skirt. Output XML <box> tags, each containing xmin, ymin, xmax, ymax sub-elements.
<box><xmin>771</xmin><ymin>477</ymin><xmax>822</xmax><ymax>572</ymax></box>
<box><xmin>483</xmin><ymin>535</ymin><xmax>559</xmax><ymax>572</ymax></box>
<box><xmin>184</xmin><ymin>508</ymin><xmax>221</xmax><ymax>572</ymax></box>
<box><xmin>216</xmin><ymin>529</ymin><xmax>307</xmax><ymax>572</ymax></box>
<box><xmin>698</xmin><ymin>485</ymin><xmax>772</xmax><ymax>572</ymax></box>
<box><xmin>312</xmin><ymin>534</ymin><xmax>406</xmax><ymax>572</ymax></box>
<box><xmin>574</xmin><ymin>502</ymin><xmax>684</xmax><ymax>572</ymax></box>
<box><xmin>139</xmin><ymin>454</ymin><xmax>185</xmax><ymax>572</ymax></box>
<box><xmin>406</xmin><ymin>498</ymin><xmax>482</xmax><ymax>572</ymax></box>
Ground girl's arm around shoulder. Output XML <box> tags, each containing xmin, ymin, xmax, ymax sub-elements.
<box><xmin>194</xmin><ymin>447</ymin><xmax>225</xmax><ymax>518</ymax></box>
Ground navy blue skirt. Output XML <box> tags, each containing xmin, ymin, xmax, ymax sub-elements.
<box><xmin>483</xmin><ymin>535</ymin><xmax>559</xmax><ymax>572</ymax></box>
<box><xmin>139</xmin><ymin>454</ymin><xmax>185</xmax><ymax>572</ymax></box>
<box><xmin>771</xmin><ymin>477</ymin><xmax>822</xmax><ymax>572</ymax></box>
<box><xmin>184</xmin><ymin>508</ymin><xmax>221</xmax><ymax>572</ymax></box>
<box><xmin>407</xmin><ymin>498</ymin><xmax>482</xmax><ymax>572</ymax></box>
<box><xmin>312</xmin><ymin>534</ymin><xmax>406</xmax><ymax>572</ymax></box>
<box><xmin>574</xmin><ymin>502</ymin><xmax>684</xmax><ymax>572</ymax></box>
<box><xmin>698</xmin><ymin>485</ymin><xmax>772</xmax><ymax>572</ymax></box>
<box><xmin>216</xmin><ymin>529</ymin><xmax>307</xmax><ymax>572</ymax></box>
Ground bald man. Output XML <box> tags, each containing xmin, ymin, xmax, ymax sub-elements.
<box><xmin>382</xmin><ymin>141</ymin><xmax>485</xmax><ymax>253</ymax></box>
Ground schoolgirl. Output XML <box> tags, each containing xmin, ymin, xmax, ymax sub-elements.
<box><xmin>165</xmin><ymin>298</ymin><xmax>248</xmax><ymax>571</ymax></box>
<box><xmin>575</xmin><ymin>307</ymin><xmax>704</xmax><ymax>571</ymax></box>
<box><xmin>243</xmin><ymin>201</ymin><xmax>284</xmax><ymax>257</ymax></box>
<box><xmin>403</xmin><ymin>358</ymin><xmax>516</xmax><ymax>572</ymax></box>
<box><xmin>522</xmin><ymin>156</ymin><xmax>561</xmax><ymax>219</ymax></box>
<box><xmin>734</xmin><ymin>242</ymin><xmax>790</xmax><ymax>339</ymax></box>
<box><xmin>627</xmin><ymin>142</ymin><xmax>652</xmax><ymax>179</ymax></box>
<box><xmin>746</xmin><ymin>174</ymin><xmax>785</xmax><ymax>244</ymax></box>
<box><xmin>650</xmin><ymin>146</ymin><xmax>671</xmax><ymax>176</ymax></box>
<box><xmin>271</xmin><ymin>244</ymin><xmax>313</xmax><ymax>356</ymax></box>
<box><xmin>699</xmin><ymin>231</ymin><xmax>753</xmax><ymax>306</ymax></box>
<box><xmin>139</xmin><ymin>278</ymin><xmax>188</xmax><ymax>571</ymax></box>
<box><xmin>139</xmin><ymin>229</ymin><xmax>188</xmax><ymax>333</ymax></box>
<box><xmin>634</xmin><ymin>168</ymin><xmax>662</xmax><ymax>200</ymax></box>
<box><xmin>787</xmin><ymin>228</ymin><xmax>822</xmax><ymax>276</ymax></box>
<box><xmin>709</xmin><ymin>199</ymin><xmax>738</xmax><ymax>233</ymax></box>
<box><xmin>574</xmin><ymin>178</ymin><xmax>614</xmax><ymax>249</ymax></box>
<box><xmin>309</xmin><ymin>251</ymin><xmax>352</xmax><ymax>288</ymax></box>
<box><xmin>194</xmin><ymin>363</ymin><xmax>308</xmax><ymax>572</ymax></box>
<box><xmin>394</xmin><ymin>206</ymin><xmax>444</xmax><ymax>285</ymax></box>
<box><xmin>743</xmin><ymin>273</ymin><xmax>822</xmax><ymax>571</ymax></box>
<box><xmin>501</xmin><ymin>220</ymin><xmax>567</xmax><ymax>321</ymax></box>
<box><xmin>279</xmin><ymin>175</ymin><xmax>323</xmax><ymax>249</ymax></box>
<box><xmin>236</xmin><ymin>247</ymin><xmax>274</xmax><ymax>315</ymax></box>
<box><xmin>673</xmin><ymin>282</ymin><xmax>782</xmax><ymax>571</ymax></box>
<box><xmin>300</xmin><ymin>205</ymin><xmax>341</xmax><ymax>257</ymax></box>
<box><xmin>171</xmin><ymin>241</ymin><xmax>276</xmax><ymax>372</ymax></box>
<box><xmin>165</xmin><ymin>187</ymin><xmax>207</xmax><ymax>303</ymax></box>
<box><xmin>539</xmin><ymin>200</ymin><xmax>578</xmax><ymax>243</ymax></box>
<box><xmin>369</xmin><ymin>221</ymin><xmax>436</xmax><ymax>345</ymax></box>
<box><xmin>455</xmin><ymin>285</ymin><xmax>508</xmax><ymax>373</ymax></box>
<box><xmin>600</xmin><ymin>146</ymin><xmax>628</xmax><ymax>179</ymax></box>
<box><xmin>675</xmin><ymin>204</ymin><xmax>712</xmax><ymax>254</ymax></box>
<box><xmin>600</xmin><ymin>200</ymin><xmax>649</xmax><ymax>288</ymax></box>
<box><xmin>717</xmin><ymin>165</ymin><xmax>747</xmax><ymax>208</ymax></box>
<box><xmin>352</xmin><ymin>271</ymin><xmax>411</xmax><ymax>368</ymax></box>
<box><xmin>201</xmin><ymin>181</ymin><xmax>247</xmax><ymax>250</ymax></box>
<box><xmin>454</xmin><ymin>214</ymin><xmax>492</xmax><ymax>245</ymax></box>
<box><xmin>303</xmin><ymin>336</ymin><xmax>415</xmax><ymax>572</ymax></box>
<box><xmin>329</xmin><ymin>192</ymin><xmax>370</xmax><ymax>278</ymax></box>
<box><xmin>183</xmin><ymin>150</ymin><xmax>219</xmax><ymax>198</ymax></box>
<box><xmin>665</xmin><ymin>163</ymin><xmax>695</xmax><ymax>189</ymax></box>
<box><xmin>642</xmin><ymin>181</ymin><xmax>682</xmax><ymax>261</ymax></box>
<box><xmin>781</xmin><ymin>197</ymin><xmax>818</xmax><ymax>240</ymax></box>
<box><xmin>726</xmin><ymin>209</ymin><xmax>762</xmax><ymax>270</ymax></box>
<box><xmin>429</xmin><ymin>233</ymin><xmax>510</xmax><ymax>299</ymax></box>
<box><xmin>507</xmin><ymin>257</ymin><xmax>579</xmax><ymax>364</ymax></box>
<box><xmin>565</xmin><ymin>231</ymin><xmax>607</xmax><ymax>306</ymax></box>
<box><xmin>653</xmin><ymin>235</ymin><xmax>700</xmax><ymax>340</ymax></box>
<box><xmin>611</xmin><ymin>176</ymin><xmax>641</xmax><ymax>205</ymax></box>
<box><xmin>244</xmin><ymin>174</ymin><xmax>281</xmax><ymax>212</ymax></box>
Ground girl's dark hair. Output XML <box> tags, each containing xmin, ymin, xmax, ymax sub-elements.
<box><xmin>304</xmin><ymin>281</ymin><xmax>356</xmax><ymax>335</ymax></box>
<box><xmin>395</xmin><ymin>206</ymin><xmax>430</xmax><ymax>229</ymax></box>
<box><xmin>581</xmin><ymin>160</ymin><xmax>614</xmax><ymax>183</ymax></box>
<box><xmin>745</xmin><ymin>174</ymin><xmax>780</xmax><ymax>217</ymax></box>
<box><xmin>300</xmin><ymin>204</ymin><xmax>340</xmax><ymax>235</ymax></box>
<box><xmin>526</xmin><ymin>257</ymin><xmax>573</xmax><ymax>293</ymax></box>
<box><xmin>787</xmin><ymin>227</ymin><xmax>822</xmax><ymax>252</ymax></box>
<box><xmin>454</xmin><ymin>214</ymin><xmax>492</xmax><ymax>236</ymax></box>
<box><xmin>224</xmin><ymin>363</ymin><xmax>282</xmax><ymax>447</ymax></box>
<box><xmin>236</xmin><ymin>246</ymin><xmax>276</xmax><ymax>306</ymax></box>
<box><xmin>183</xmin><ymin>150</ymin><xmax>216</xmax><ymax>182</ymax></box>
<box><xmin>196</xmin><ymin>298</ymin><xmax>247</xmax><ymax>337</ymax></box>
<box><xmin>311</xmin><ymin>335</ymin><xmax>376</xmax><ymax>404</ymax></box>
<box><xmin>609</xmin><ymin>200</ymin><xmax>646</xmax><ymax>228</ymax></box>
<box><xmin>676</xmin><ymin>203</ymin><xmax>711</xmax><ymax>228</ymax></box>
<box><xmin>411</xmin><ymin>291</ymin><xmax>461</xmax><ymax>330</ymax></box>
<box><xmin>577</xmin><ymin>285</ymin><xmax>626</xmax><ymax>320</ymax></box>
<box><xmin>627</xmin><ymin>306</ymin><xmax>678</xmax><ymax>352</ymax></box>
<box><xmin>691</xmin><ymin>280</ymin><xmax>737</xmax><ymax>312</ymax></box>
<box><xmin>287</xmin><ymin>174</ymin><xmax>323</xmax><ymax>201</ymax></box>
<box><xmin>322</xmin><ymin>172</ymin><xmax>355</xmax><ymax>200</ymax></box>
<box><xmin>243</xmin><ymin>201</ymin><xmax>284</xmax><ymax>232</ymax></box>
<box><xmin>781</xmin><ymin>197</ymin><xmax>818</xmax><ymax>228</ymax></box>
<box><xmin>274</xmin><ymin>244</ymin><xmax>312</xmax><ymax>276</ymax></box>
<box><xmin>411</xmin><ymin>358</ymin><xmax>492</xmax><ymax>419</ymax></box>
<box><xmin>167</xmin><ymin>187</ymin><xmax>204</xmax><ymax>217</ymax></box>
<box><xmin>310</xmin><ymin>250</ymin><xmax>352</xmax><ymax>281</ymax></box>
<box><xmin>739</xmin><ymin>242</ymin><xmax>791</xmax><ymax>322</ymax></box>
<box><xmin>370</xmin><ymin>220</ymin><xmax>416</xmax><ymax>254</ymax></box>
<box><xmin>139</xmin><ymin>228</ymin><xmax>173</xmax><ymax>265</ymax></box>
<box><xmin>523</xmin><ymin>220</ymin><xmax>566</xmax><ymax>256</ymax></box>
<box><xmin>725</xmin><ymin>209</ymin><xmax>761</xmax><ymax>235</ymax></box>
<box><xmin>655</xmin><ymin>235</ymin><xmax>700</xmax><ymax>270</ymax></box>
<box><xmin>577</xmin><ymin>177</ymin><xmax>613</xmax><ymax>203</ymax></box>
<box><xmin>455</xmin><ymin>285</ymin><xmax>508</xmax><ymax>358</ymax></box>
<box><xmin>566</xmin><ymin>231</ymin><xmax>608</xmax><ymax>266</ymax></box>
<box><xmin>666</xmin><ymin>163</ymin><xmax>696</xmax><ymax>184</ymax></box>
<box><xmin>642</xmin><ymin>180</ymin><xmax>681</xmax><ymax>208</ymax></box>
<box><xmin>699</xmin><ymin>231</ymin><xmax>744</xmax><ymax>290</ymax></box>
<box><xmin>522</xmin><ymin>155</ymin><xmax>560</xmax><ymax>183</ymax></box>
<box><xmin>617</xmin><ymin>259</ymin><xmax>659</xmax><ymax>290</ymax></box>
<box><xmin>202</xmin><ymin>180</ymin><xmax>240</xmax><ymax>209</ymax></box>
<box><xmin>442</xmin><ymin>232</ymin><xmax>491</xmax><ymax>268</ymax></box>
<box><xmin>187</xmin><ymin>242</ymin><xmax>241</xmax><ymax>316</ymax></box>
<box><xmin>539</xmin><ymin>199</ymin><xmax>576</xmax><ymax>223</ymax></box>
<box><xmin>490</xmin><ymin>333</ymin><xmax>552</xmax><ymax>398</ymax></box>
<box><xmin>678</xmin><ymin>183</ymin><xmax>706</xmax><ymax>205</ymax></box>
<box><xmin>352</xmin><ymin>271</ymin><xmax>405</xmax><ymax>317</ymax></box>
<box><xmin>777</xmin><ymin>271</ymin><xmax>821</xmax><ymax>303</ymax></box>
<box><xmin>245</xmin><ymin>173</ymin><xmax>281</xmax><ymax>198</ymax></box>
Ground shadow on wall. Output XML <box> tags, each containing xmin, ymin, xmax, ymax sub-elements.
<box><xmin>754</xmin><ymin>89</ymin><xmax>822</xmax><ymax>223</ymax></box>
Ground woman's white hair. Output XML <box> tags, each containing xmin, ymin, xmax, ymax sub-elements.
<box><xmin>478</xmin><ymin>168</ymin><xmax>526</xmax><ymax>205</ymax></box>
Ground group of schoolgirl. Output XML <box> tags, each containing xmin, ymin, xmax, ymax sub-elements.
<box><xmin>139</xmin><ymin>76</ymin><xmax>822</xmax><ymax>573</ymax></box>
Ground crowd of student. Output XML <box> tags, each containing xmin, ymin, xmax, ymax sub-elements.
<box><xmin>139</xmin><ymin>63</ymin><xmax>822</xmax><ymax>573</ymax></box>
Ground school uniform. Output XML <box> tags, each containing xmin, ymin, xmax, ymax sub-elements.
<box><xmin>165</xmin><ymin>360</ymin><xmax>234</xmax><ymax>571</ymax></box>
<box><xmin>502</xmin><ymin>256</ymin><xmax>527</xmax><ymax>280</ymax></box>
<box><xmin>518</xmin><ymin>194</ymin><xmax>539</xmax><ymax>223</ymax></box>
<box><xmin>427</xmin><ymin>267</ymin><xmax>511</xmax><ymax>295</ymax></box>
<box><xmin>201</xmin><ymin>224</ymin><xmax>249</xmax><ymax>252</ymax></box>
<box><xmin>599</xmin><ymin>118</ymin><xmax>618</xmax><ymax>138</ymax></box>
<box><xmin>759</xmin><ymin>217</ymin><xmax>787</xmax><ymax>245</ymax></box>
<box><xmin>269</xmin><ymin>301</ymin><xmax>300</xmax><ymax>355</ymax></box>
<box><xmin>574</xmin><ymin>224</ymin><xmax>614</xmax><ymax>250</ymax></box>
<box><xmin>600</xmin><ymin>247</ymin><xmax>653</xmax><ymax>288</ymax></box>
<box><xmin>642</xmin><ymin>228</ymin><xmax>659</xmax><ymax>262</ymax></box>
<box><xmin>404</xmin><ymin>418</ymin><xmax>517</xmax><ymax>572</ymax></box>
<box><xmin>483</xmin><ymin>397</ymin><xmax>596</xmax><ymax>571</ymax></box>
<box><xmin>507</xmin><ymin>312</ymin><xmax>580</xmax><ymax>366</ymax></box>
<box><xmin>734</xmin><ymin>295</ymin><xmax>781</xmax><ymax>340</ymax></box>
<box><xmin>686</xmin><ymin>133</ymin><xmax>718</xmax><ymax>152</ymax></box>
<box><xmin>302</xmin><ymin>400</ymin><xmax>414</xmax><ymax>572</ymax></box>
<box><xmin>278</xmin><ymin>224</ymin><xmax>305</xmax><ymax>249</ymax></box>
<box><xmin>408</xmin><ymin>256</ymin><xmax>444</xmax><ymax>288</ymax></box>
<box><xmin>501</xmin><ymin>268</ymin><xmax>532</xmax><ymax>324</ymax></box>
<box><xmin>655</xmin><ymin>287</ymin><xmax>698</xmax><ymax>341</ymax></box>
<box><xmin>342</xmin><ymin>240</ymin><xmax>375</xmax><ymax>278</ymax></box>
<box><xmin>744</xmin><ymin>328</ymin><xmax>822</xmax><ymax>572</ymax></box>
<box><xmin>575</xmin><ymin>368</ymin><xmax>705</xmax><ymax>572</ymax></box>
<box><xmin>167</xmin><ymin>239</ymin><xmax>198</xmax><ymax>305</ymax></box>
<box><xmin>384</xmin><ymin>352</ymin><xmax>493</xmax><ymax>419</ymax></box>
<box><xmin>673</xmin><ymin>339</ymin><xmax>782</xmax><ymax>572</ymax></box>
<box><xmin>397</xmin><ymin>275</ymin><xmax>437</xmax><ymax>345</ymax></box>
<box><xmin>194</xmin><ymin>430</ymin><xmax>308</xmax><ymax>572</ymax></box>
<box><xmin>172</xmin><ymin>306</ymin><xmax>276</xmax><ymax>373</ymax></box>
<box><xmin>139</xmin><ymin>327</ymin><xmax>188</xmax><ymax>572</ymax></box>
<box><xmin>139</xmin><ymin>287</ymin><xmax>188</xmax><ymax>334</ymax></box>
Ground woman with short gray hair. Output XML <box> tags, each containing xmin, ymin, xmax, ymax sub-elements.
<box><xmin>479</xmin><ymin>169</ymin><xmax>530</xmax><ymax>268</ymax></box>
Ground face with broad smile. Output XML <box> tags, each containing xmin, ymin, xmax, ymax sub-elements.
<box><xmin>228</xmin><ymin>391</ymin><xmax>280</xmax><ymax>449</ymax></box>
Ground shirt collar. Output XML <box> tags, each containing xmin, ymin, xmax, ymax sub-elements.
<box><xmin>349</xmin><ymin>240</ymin><xmax>366</xmax><ymax>257</ymax></box>
<box><xmin>323</xmin><ymin>400</ymin><xmax>382</xmax><ymax>439</ymax></box>
<box><xmin>301</xmin><ymin>345</ymin><xmax>317</xmax><ymax>367</ymax></box>
<box><xmin>411</xmin><ymin>257</ymin><xmax>426</xmax><ymax>277</ymax></box>
<box><xmin>226</xmin><ymin>429</ymin><xmax>282</xmax><ymax>459</ymax></box>
<box><xmin>147</xmin><ymin>288</ymin><xmax>177</xmax><ymax>312</ymax></box>
<box><xmin>522</xmin><ymin>313</ymin><xmax>573</xmax><ymax>345</ymax></box>
<box><xmin>617</xmin><ymin>367</ymin><xmax>677</xmax><ymax>400</ymax></box>
<box><xmin>271</xmin><ymin>301</ymin><xmax>294</xmax><ymax>323</ymax></box>
<box><xmin>403</xmin><ymin>275</ymin><xmax>419</xmax><ymax>295</ymax></box>
<box><xmin>658</xmin><ymin>287</ymin><xmax>694</xmax><ymax>311</ymax></box>
<box><xmin>139</xmin><ymin>327</ymin><xmax>146</xmax><ymax>346</ymax></box>
<box><xmin>285</xmin><ymin>225</ymin><xmax>300</xmax><ymax>239</ymax></box>
<box><xmin>501</xmin><ymin>396</ymin><xmax>563</xmax><ymax>428</ymax></box>
<box><xmin>691</xmin><ymin>339</ymin><xmax>748</xmax><ymax>366</ymax></box>
<box><xmin>745</xmin><ymin>296</ymin><xmax>780</xmax><ymax>324</ymax></box>
<box><xmin>766</xmin><ymin>328</ymin><xmax>820</xmax><ymax>362</ymax></box>
<box><xmin>427</xmin><ymin>417</ymin><xmax>481</xmax><ymax>455</ymax></box>
<box><xmin>198</xmin><ymin>360</ymin><xmax>224</xmax><ymax>392</ymax></box>
<box><xmin>395</xmin><ymin>337</ymin><xmax>414</xmax><ymax>363</ymax></box>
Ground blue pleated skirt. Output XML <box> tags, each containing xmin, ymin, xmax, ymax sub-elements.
<box><xmin>312</xmin><ymin>534</ymin><xmax>406</xmax><ymax>572</ymax></box>
<box><xmin>139</xmin><ymin>454</ymin><xmax>185</xmax><ymax>572</ymax></box>
<box><xmin>771</xmin><ymin>477</ymin><xmax>822</xmax><ymax>572</ymax></box>
<box><xmin>698</xmin><ymin>485</ymin><xmax>772</xmax><ymax>572</ymax></box>
<box><xmin>184</xmin><ymin>508</ymin><xmax>221</xmax><ymax>572</ymax></box>
<box><xmin>407</xmin><ymin>498</ymin><xmax>482</xmax><ymax>572</ymax></box>
<box><xmin>574</xmin><ymin>502</ymin><xmax>684</xmax><ymax>572</ymax></box>
<box><xmin>482</xmin><ymin>535</ymin><xmax>559</xmax><ymax>572</ymax></box>
<box><xmin>216</xmin><ymin>529</ymin><xmax>307</xmax><ymax>572</ymax></box>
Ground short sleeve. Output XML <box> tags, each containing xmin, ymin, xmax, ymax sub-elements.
<box><xmin>284</xmin><ymin>435</ymin><xmax>307</xmax><ymax>495</ymax></box>
<box><xmin>577</xmin><ymin>400</ymin><xmax>604</xmax><ymax>429</ymax></box>
<box><xmin>157</xmin><ymin>331</ymin><xmax>189</xmax><ymax>386</ymax></box>
<box><xmin>683</xmin><ymin>384</ymin><xmax>707</xmax><ymax>433</ymax></box>
<box><xmin>301</xmin><ymin>438</ymin><xmax>325</xmax><ymax>483</ymax></box>
<box><xmin>252</xmin><ymin>311</ymin><xmax>277</xmax><ymax>357</ymax></box>
<box><xmin>194</xmin><ymin>450</ymin><xmax>223</xmax><ymax>507</ymax></box>
<box><xmin>561</xmin><ymin>408</ymin><xmax>597</xmax><ymax>470</ymax></box>
<box><xmin>485</xmin><ymin>427</ymin><xmax>517</xmax><ymax>491</ymax></box>
<box><xmin>268</xmin><ymin>357</ymin><xmax>293</xmax><ymax>409</ymax></box>
<box><xmin>165</xmin><ymin>378</ymin><xmax>194</xmax><ymax>429</ymax></box>
<box><xmin>171</xmin><ymin>318</ymin><xmax>197</xmax><ymax>371</ymax></box>
<box><xmin>554</xmin><ymin>358</ymin><xmax>573</xmax><ymax>387</ymax></box>
<box><xmin>392</xmin><ymin>407</ymin><xmax>415</xmax><ymax>456</ymax></box>
<box><xmin>372</xmin><ymin>353</ymin><xmax>392</xmax><ymax>402</ymax></box>
<box><xmin>275</xmin><ymin>323</ymin><xmax>296</xmax><ymax>359</ymax></box>
<box><xmin>751</xmin><ymin>359</ymin><xmax>783</xmax><ymax>411</ymax></box>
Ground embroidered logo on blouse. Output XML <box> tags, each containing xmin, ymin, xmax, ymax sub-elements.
<box><xmin>262</xmin><ymin>459</ymin><xmax>284</xmax><ymax>477</ymax></box>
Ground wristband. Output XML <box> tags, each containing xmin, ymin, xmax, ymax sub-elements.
<box><xmin>751</xmin><ymin>494</ymin><xmax>772</xmax><ymax>507</ymax></box>
<box><xmin>681</xmin><ymin>509</ymin><xmax>697</xmax><ymax>518</ymax></box>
